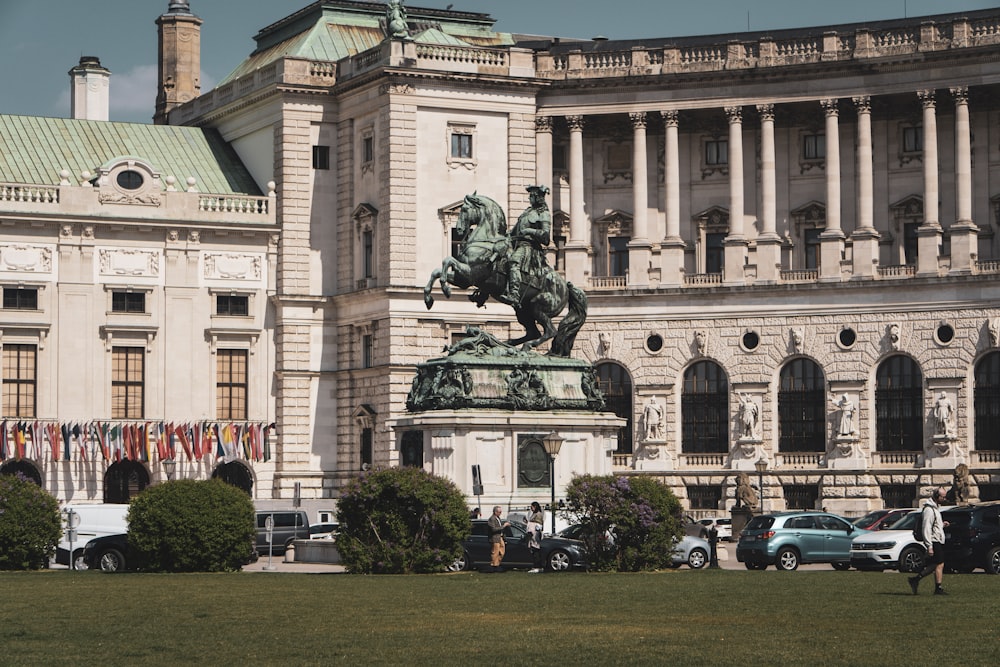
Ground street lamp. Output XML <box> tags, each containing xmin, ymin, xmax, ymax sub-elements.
<box><xmin>754</xmin><ymin>457</ymin><xmax>767</xmax><ymax>514</ymax></box>
<box><xmin>542</xmin><ymin>432</ymin><xmax>564</xmax><ymax>534</ymax></box>
<box><xmin>162</xmin><ymin>458</ymin><xmax>176</xmax><ymax>482</ymax></box>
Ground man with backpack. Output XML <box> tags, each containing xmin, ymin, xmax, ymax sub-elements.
<box><xmin>909</xmin><ymin>486</ymin><xmax>950</xmax><ymax>595</ymax></box>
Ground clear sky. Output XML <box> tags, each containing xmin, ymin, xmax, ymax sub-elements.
<box><xmin>0</xmin><ymin>1</ymin><xmax>995</xmax><ymax>124</ymax></box>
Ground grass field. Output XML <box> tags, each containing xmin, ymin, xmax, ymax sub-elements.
<box><xmin>2</xmin><ymin>568</ymin><xmax>999</xmax><ymax>665</ymax></box>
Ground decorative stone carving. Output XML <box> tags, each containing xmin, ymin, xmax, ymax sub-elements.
<box><xmin>203</xmin><ymin>252</ymin><xmax>262</xmax><ymax>281</ymax></box>
<box><xmin>734</xmin><ymin>471</ymin><xmax>758</xmax><ymax>511</ymax></box>
<box><xmin>694</xmin><ymin>330</ymin><xmax>707</xmax><ymax>356</ymax></box>
<box><xmin>951</xmin><ymin>463</ymin><xmax>971</xmax><ymax>504</ymax></box>
<box><xmin>642</xmin><ymin>395</ymin><xmax>664</xmax><ymax>441</ymax></box>
<box><xmin>98</xmin><ymin>248</ymin><xmax>160</xmax><ymax>277</ymax></box>
<box><xmin>790</xmin><ymin>327</ymin><xmax>804</xmax><ymax>354</ymax></box>
<box><xmin>932</xmin><ymin>391</ymin><xmax>956</xmax><ymax>438</ymax></box>
<box><xmin>830</xmin><ymin>393</ymin><xmax>857</xmax><ymax>437</ymax></box>
<box><xmin>989</xmin><ymin>317</ymin><xmax>1000</xmax><ymax>348</ymax></box>
<box><xmin>98</xmin><ymin>190</ymin><xmax>161</xmax><ymax>206</ymax></box>
<box><xmin>0</xmin><ymin>244</ymin><xmax>53</xmax><ymax>273</ymax></box>
<box><xmin>888</xmin><ymin>322</ymin><xmax>901</xmax><ymax>350</ymax></box>
<box><xmin>597</xmin><ymin>331</ymin><xmax>611</xmax><ymax>357</ymax></box>
<box><xmin>736</xmin><ymin>392</ymin><xmax>760</xmax><ymax>441</ymax></box>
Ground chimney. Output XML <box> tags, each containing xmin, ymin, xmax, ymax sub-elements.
<box><xmin>69</xmin><ymin>56</ymin><xmax>111</xmax><ymax>121</ymax></box>
<box><xmin>154</xmin><ymin>1</ymin><xmax>202</xmax><ymax>125</ymax></box>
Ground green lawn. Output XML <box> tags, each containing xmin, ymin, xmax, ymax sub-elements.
<box><xmin>2</xmin><ymin>568</ymin><xmax>998</xmax><ymax>665</ymax></box>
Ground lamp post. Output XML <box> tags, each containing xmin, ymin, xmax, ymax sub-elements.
<box><xmin>542</xmin><ymin>432</ymin><xmax>564</xmax><ymax>534</ymax></box>
<box><xmin>754</xmin><ymin>457</ymin><xmax>767</xmax><ymax>513</ymax></box>
<box><xmin>162</xmin><ymin>458</ymin><xmax>176</xmax><ymax>482</ymax></box>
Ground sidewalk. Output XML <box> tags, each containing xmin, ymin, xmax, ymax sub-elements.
<box><xmin>243</xmin><ymin>554</ymin><xmax>346</xmax><ymax>573</ymax></box>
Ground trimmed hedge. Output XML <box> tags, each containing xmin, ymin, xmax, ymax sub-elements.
<box><xmin>127</xmin><ymin>479</ymin><xmax>255</xmax><ymax>572</ymax></box>
<box><xmin>337</xmin><ymin>467</ymin><xmax>471</xmax><ymax>574</ymax></box>
<box><xmin>0</xmin><ymin>474</ymin><xmax>61</xmax><ymax>570</ymax></box>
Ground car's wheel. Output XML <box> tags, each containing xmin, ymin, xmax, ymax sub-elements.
<box><xmin>775</xmin><ymin>547</ymin><xmax>800</xmax><ymax>571</ymax></box>
<box><xmin>447</xmin><ymin>552</ymin><xmax>470</xmax><ymax>572</ymax></box>
<box><xmin>98</xmin><ymin>548</ymin><xmax>126</xmax><ymax>573</ymax></box>
<box><xmin>898</xmin><ymin>546</ymin><xmax>925</xmax><ymax>573</ymax></box>
<box><xmin>547</xmin><ymin>549</ymin><xmax>571</xmax><ymax>572</ymax></box>
<box><xmin>687</xmin><ymin>548</ymin><xmax>708</xmax><ymax>569</ymax></box>
<box><xmin>744</xmin><ymin>561</ymin><xmax>767</xmax><ymax>570</ymax></box>
<box><xmin>73</xmin><ymin>550</ymin><xmax>89</xmax><ymax>571</ymax></box>
<box><xmin>831</xmin><ymin>561</ymin><xmax>851</xmax><ymax>571</ymax></box>
<box><xmin>986</xmin><ymin>547</ymin><xmax>1000</xmax><ymax>575</ymax></box>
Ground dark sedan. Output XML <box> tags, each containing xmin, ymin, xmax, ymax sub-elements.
<box><xmin>82</xmin><ymin>533</ymin><xmax>130</xmax><ymax>572</ymax></box>
<box><xmin>448</xmin><ymin>519</ymin><xmax>587</xmax><ymax>572</ymax></box>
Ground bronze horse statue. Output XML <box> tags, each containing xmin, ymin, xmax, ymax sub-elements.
<box><xmin>423</xmin><ymin>193</ymin><xmax>586</xmax><ymax>356</ymax></box>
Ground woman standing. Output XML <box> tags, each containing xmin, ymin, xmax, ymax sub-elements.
<box><xmin>526</xmin><ymin>501</ymin><xmax>545</xmax><ymax>573</ymax></box>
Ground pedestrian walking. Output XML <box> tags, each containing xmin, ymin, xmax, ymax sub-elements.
<box><xmin>909</xmin><ymin>486</ymin><xmax>950</xmax><ymax>595</ymax></box>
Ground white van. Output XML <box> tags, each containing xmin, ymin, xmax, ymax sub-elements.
<box><xmin>57</xmin><ymin>503</ymin><xmax>130</xmax><ymax>569</ymax></box>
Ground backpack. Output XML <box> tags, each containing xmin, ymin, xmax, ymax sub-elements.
<box><xmin>912</xmin><ymin>508</ymin><xmax>926</xmax><ymax>542</ymax></box>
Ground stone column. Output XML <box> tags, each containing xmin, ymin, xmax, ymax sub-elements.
<box><xmin>724</xmin><ymin>106</ymin><xmax>747</xmax><ymax>284</ymax></box>
<box><xmin>565</xmin><ymin>115</ymin><xmax>589</xmax><ymax>285</ymax></box>
<box><xmin>917</xmin><ymin>90</ymin><xmax>943</xmax><ymax>276</ymax></box>
<box><xmin>949</xmin><ymin>86</ymin><xmax>978</xmax><ymax>274</ymax></box>
<box><xmin>535</xmin><ymin>116</ymin><xmax>553</xmax><ymax>190</ymax></box>
<box><xmin>660</xmin><ymin>110</ymin><xmax>685</xmax><ymax>287</ymax></box>
<box><xmin>755</xmin><ymin>104</ymin><xmax>781</xmax><ymax>283</ymax></box>
<box><xmin>851</xmin><ymin>96</ymin><xmax>880</xmax><ymax>279</ymax></box>
<box><xmin>628</xmin><ymin>112</ymin><xmax>651</xmax><ymax>287</ymax></box>
<box><xmin>819</xmin><ymin>98</ymin><xmax>845</xmax><ymax>281</ymax></box>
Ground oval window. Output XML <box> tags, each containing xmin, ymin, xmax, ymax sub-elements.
<box><xmin>838</xmin><ymin>328</ymin><xmax>857</xmax><ymax>349</ymax></box>
<box><xmin>741</xmin><ymin>331</ymin><xmax>760</xmax><ymax>351</ymax></box>
<box><xmin>936</xmin><ymin>323</ymin><xmax>955</xmax><ymax>346</ymax></box>
<box><xmin>646</xmin><ymin>333</ymin><xmax>664</xmax><ymax>353</ymax></box>
<box><xmin>116</xmin><ymin>170</ymin><xmax>144</xmax><ymax>190</ymax></box>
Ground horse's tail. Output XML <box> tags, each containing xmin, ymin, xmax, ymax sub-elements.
<box><xmin>550</xmin><ymin>282</ymin><xmax>587</xmax><ymax>357</ymax></box>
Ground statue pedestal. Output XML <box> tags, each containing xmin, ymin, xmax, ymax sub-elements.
<box><xmin>730</xmin><ymin>507</ymin><xmax>756</xmax><ymax>540</ymax></box>
<box><xmin>634</xmin><ymin>439</ymin><xmax>672</xmax><ymax>471</ymax></box>
<box><xmin>826</xmin><ymin>436</ymin><xmax>865</xmax><ymax>470</ymax></box>
<box><xmin>925</xmin><ymin>435</ymin><xmax>965</xmax><ymax>469</ymax></box>
<box><xmin>729</xmin><ymin>439</ymin><xmax>762</xmax><ymax>470</ymax></box>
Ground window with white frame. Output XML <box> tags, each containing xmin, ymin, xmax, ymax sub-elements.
<box><xmin>446</xmin><ymin>122</ymin><xmax>477</xmax><ymax>169</ymax></box>
<box><xmin>2</xmin><ymin>344</ymin><xmax>36</xmax><ymax>417</ymax></box>
<box><xmin>216</xmin><ymin>349</ymin><xmax>248</xmax><ymax>420</ymax></box>
<box><xmin>111</xmin><ymin>346</ymin><xmax>144</xmax><ymax>419</ymax></box>
<box><xmin>361</xmin><ymin>127</ymin><xmax>374</xmax><ymax>175</ymax></box>
<box><xmin>353</xmin><ymin>203</ymin><xmax>378</xmax><ymax>288</ymax></box>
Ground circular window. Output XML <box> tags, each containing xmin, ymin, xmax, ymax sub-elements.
<box><xmin>116</xmin><ymin>170</ymin><xmax>144</xmax><ymax>190</ymax></box>
<box><xmin>645</xmin><ymin>333</ymin><xmax>664</xmax><ymax>353</ymax></box>
<box><xmin>741</xmin><ymin>331</ymin><xmax>760</xmax><ymax>352</ymax></box>
<box><xmin>935</xmin><ymin>323</ymin><xmax>955</xmax><ymax>346</ymax></box>
<box><xmin>838</xmin><ymin>327</ymin><xmax>857</xmax><ymax>349</ymax></box>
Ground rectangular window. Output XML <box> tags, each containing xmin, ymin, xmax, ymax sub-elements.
<box><xmin>362</xmin><ymin>334</ymin><xmax>374</xmax><ymax>368</ymax></box>
<box><xmin>606</xmin><ymin>143</ymin><xmax>631</xmax><ymax>172</ymax></box>
<box><xmin>608</xmin><ymin>237</ymin><xmax>629</xmax><ymax>277</ymax></box>
<box><xmin>363</xmin><ymin>229</ymin><xmax>375</xmax><ymax>279</ymax></box>
<box><xmin>880</xmin><ymin>484</ymin><xmax>916</xmax><ymax>508</ymax></box>
<box><xmin>706</xmin><ymin>232</ymin><xmax>725</xmax><ymax>274</ymax></box>
<box><xmin>804</xmin><ymin>228</ymin><xmax>822</xmax><ymax>270</ymax></box>
<box><xmin>361</xmin><ymin>428</ymin><xmax>373</xmax><ymax>469</ymax></box>
<box><xmin>312</xmin><ymin>145</ymin><xmax>330</xmax><ymax>170</ymax></box>
<box><xmin>450</xmin><ymin>132</ymin><xmax>473</xmax><ymax>159</ymax></box>
<box><xmin>216</xmin><ymin>294</ymin><xmax>249</xmax><ymax>317</ymax></box>
<box><xmin>2</xmin><ymin>344</ymin><xmax>36</xmax><ymax>417</ymax></box>
<box><xmin>904</xmin><ymin>222</ymin><xmax>919</xmax><ymax>265</ymax></box>
<box><xmin>803</xmin><ymin>134</ymin><xmax>826</xmax><ymax>160</ymax></box>
<box><xmin>903</xmin><ymin>126</ymin><xmax>923</xmax><ymax>153</ymax></box>
<box><xmin>362</xmin><ymin>135</ymin><xmax>374</xmax><ymax>164</ymax></box>
<box><xmin>111</xmin><ymin>291</ymin><xmax>145</xmax><ymax>314</ymax></box>
<box><xmin>216</xmin><ymin>349</ymin><xmax>248</xmax><ymax>420</ymax></box>
<box><xmin>704</xmin><ymin>139</ymin><xmax>728</xmax><ymax>166</ymax></box>
<box><xmin>687</xmin><ymin>485</ymin><xmax>722</xmax><ymax>511</ymax></box>
<box><xmin>552</xmin><ymin>144</ymin><xmax>568</xmax><ymax>171</ymax></box>
<box><xmin>111</xmin><ymin>346</ymin><xmax>144</xmax><ymax>419</ymax></box>
<box><xmin>2</xmin><ymin>287</ymin><xmax>38</xmax><ymax>310</ymax></box>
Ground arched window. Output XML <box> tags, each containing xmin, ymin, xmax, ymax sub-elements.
<box><xmin>595</xmin><ymin>362</ymin><xmax>633</xmax><ymax>454</ymax></box>
<box><xmin>0</xmin><ymin>459</ymin><xmax>42</xmax><ymax>486</ymax></box>
<box><xmin>682</xmin><ymin>361</ymin><xmax>729</xmax><ymax>453</ymax></box>
<box><xmin>103</xmin><ymin>461</ymin><xmax>149</xmax><ymax>503</ymax></box>
<box><xmin>974</xmin><ymin>352</ymin><xmax>1000</xmax><ymax>451</ymax></box>
<box><xmin>875</xmin><ymin>355</ymin><xmax>923</xmax><ymax>451</ymax></box>
<box><xmin>212</xmin><ymin>461</ymin><xmax>254</xmax><ymax>495</ymax></box>
<box><xmin>778</xmin><ymin>358</ymin><xmax>826</xmax><ymax>452</ymax></box>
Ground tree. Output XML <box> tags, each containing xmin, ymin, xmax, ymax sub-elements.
<box><xmin>564</xmin><ymin>474</ymin><xmax>682</xmax><ymax>571</ymax></box>
<box><xmin>127</xmin><ymin>479</ymin><xmax>256</xmax><ymax>572</ymax></box>
<box><xmin>336</xmin><ymin>467</ymin><xmax>470</xmax><ymax>574</ymax></box>
<box><xmin>0</xmin><ymin>474</ymin><xmax>61</xmax><ymax>570</ymax></box>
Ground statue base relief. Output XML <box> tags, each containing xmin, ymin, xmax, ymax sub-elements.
<box><xmin>926</xmin><ymin>435</ymin><xmax>965</xmax><ymax>469</ymax></box>
<box><xmin>826</xmin><ymin>435</ymin><xmax>866</xmax><ymax>470</ymax></box>
<box><xmin>634</xmin><ymin>439</ymin><xmax>672</xmax><ymax>471</ymax></box>
<box><xmin>729</xmin><ymin>439</ymin><xmax>763</xmax><ymax>470</ymax></box>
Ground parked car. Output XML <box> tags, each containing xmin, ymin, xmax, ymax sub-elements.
<box><xmin>681</xmin><ymin>515</ymin><xmax>709</xmax><ymax>538</ymax></box>
<box><xmin>736</xmin><ymin>511</ymin><xmax>865</xmax><ymax>570</ymax></box>
<box><xmin>850</xmin><ymin>510</ymin><xmax>926</xmax><ymax>572</ymax></box>
<box><xmin>309</xmin><ymin>522</ymin><xmax>339</xmax><ymax>540</ymax></box>
<box><xmin>851</xmin><ymin>508</ymin><xmax>916</xmax><ymax>531</ymax></box>
<box><xmin>82</xmin><ymin>533</ymin><xmax>130</xmax><ymax>572</ymax></box>
<box><xmin>56</xmin><ymin>503</ymin><xmax>130</xmax><ymax>569</ymax></box>
<box><xmin>670</xmin><ymin>535</ymin><xmax>710</xmax><ymax>569</ymax></box>
<box><xmin>255</xmin><ymin>510</ymin><xmax>310</xmax><ymax>555</ymax></box>
<box><xmin>941</xmin><ymin>501</ymin><xmax>1000</xmax><ymax>574</ymax></box>
<box><xmin>449</xmin><ymin>519</ymin><xmax>587</xmax><ymax>572</ymax></box>
<box><xmin>698</xmin><ymin>517</ymin><xmax>733</xmax><ymax>540</ymax></box>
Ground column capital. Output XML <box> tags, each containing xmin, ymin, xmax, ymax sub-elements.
<box><xmin>918</xmin><ymin>89</ymin><xmax>936</xmax><ymax>108</ymax></box>
<box><xmin>629</xmin><ymin>111</ymin><xmax>648</xmax><ymax>129</ymax></box>
<box><xmin>660</xmin><ymin>109</ymin><xmax>679</xmax><ymax>127</ymax></box>
<box><xmin>820</xmin><ymin>98</ymin><xmax>839</xmax><ymax>116</ymax></box>
<box><xmin>950</xmin><ymin>86</ymin><xmax>969</xmax><ymax>105</ymax></box>
<box><xmin>756</xmin><ymin>103</ymin><xmax>775</xmax><ymax>121</ymax></box>
<box><xmin>725</xmin><ymin>106</ymin><xmax>743</xmax><ymax>123</ymax></box>
<box><xmin>852</xmin><ymin>95</ymin><xmax>871</xmax><ymax>113</ymax></box>
<box><xmin>566</xmin><ymin>115</ymin><xmax>585</xmax><ymax>131</ymax></box>
<box><xmin>535</xmin><ymin>115</ymin><xmax>553</xmax><ymax>133</ymax></box>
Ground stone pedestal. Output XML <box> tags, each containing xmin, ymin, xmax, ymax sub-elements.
<box><xmin>634</xmin><ymin>438</ymin><xmax>672</xmax><ymax>471</ymax></box>
<box><xmin>730</xmin><ymin>506</ymin><xmax>755</xmax><ymax>539</ymax></box>
<box><xmin>826</xmin><ymin>436</ymin><xmax>865</xmax><ymax>470</ymax></box>
<box><xmin>729</xmin><ymin>439</ymin><xmax>763</xmax><ymax>470</ymax></box>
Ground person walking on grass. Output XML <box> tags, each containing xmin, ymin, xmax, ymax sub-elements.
<box><xmin>487</xmin><ymin>505</ymin><xmax>510</xmax><ymax>573</ymax></box>
<box><xmin>909</xmin><ymin>486</ymin><xmax>950</xmax><ymax>595</ymax></box>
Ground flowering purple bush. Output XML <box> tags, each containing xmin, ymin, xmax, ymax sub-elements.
<box><xmin>0</xmin><ymin>474</ymin><xmax>61</xmax><ymax>570</ymax></box>
<box><xmin>565</xmin><ymin>474</ymin><xmax>681</xmax><ymax>571</ymax></box>
<box><xmin>336</xmin><ymin>467</ymin><xmax>471</xmax><ymax>574</ymax></box>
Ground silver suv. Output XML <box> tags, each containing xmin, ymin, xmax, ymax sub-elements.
<box><xmin>736</xmin><ymin>511</ymin><xmax>864</xmax><ymax>571</ymax></box>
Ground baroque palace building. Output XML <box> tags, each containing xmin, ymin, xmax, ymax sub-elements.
<box><xmin>4</xmin><ymin>0</ymin><xmax>1000</xmax><ymax>516</ymax></box>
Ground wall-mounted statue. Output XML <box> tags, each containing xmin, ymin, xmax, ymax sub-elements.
<box><xmin>642</xmin><ymin>395</ymin><xmax>664</xmax><ymax>441</ymax></box>
<box><xmin>888</xmin><ymin>322</ymin><xmax>901</xmax><ymax>350</ymax></box>
<box><xmin>737</xmin><ymin>392</ymin><xmax>760</xmax><ymax>440</ymax></box>
<box><xmin>933</xmin><ymin>391</ymin><xmax>955</xmax><ymax>438</ymax></box>
<box><xmin>989</xmin><ymin>317</ymin><xmax>1000</xmax><ymax>348</ymax></box>
<box><xmin>695</xmin><ymin>330</ymin><xmax>707</xmax><ymax>356</ymax></box>
<box><xmin>790</xmin><ymin>327</ymin><xmax>804</xmax><ymax>354</ymax></box>
<box><xmin>830</xmin><ymin>392</ymin><xmax>856</xmax><ymax>437</ymax></box>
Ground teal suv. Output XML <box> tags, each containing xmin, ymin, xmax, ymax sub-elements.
<box><xmin>736</xmin><ymin>511</ymin><xmax>866</xmax><ymax>571</ymax></box>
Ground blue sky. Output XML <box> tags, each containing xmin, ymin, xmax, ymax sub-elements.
<box><xmin>0</xmin><ymin>1</ymin><xmax>994</xmax><ymax>123</ymax></box>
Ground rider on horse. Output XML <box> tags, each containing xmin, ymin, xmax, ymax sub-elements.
<box><xmin>500</xmin><ymin>185</ymin><xmax>551</xmax><ymax>306</ymax></box>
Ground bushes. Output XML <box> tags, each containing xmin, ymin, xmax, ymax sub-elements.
<box><xmin>564</xmin><ymin>474</ymin><xmax>682</xmax><ymax>572</ymax></box>
<box><xmin>0</xmin><ymin>474</ymin><xmax>61</xmax><ymax>570</ymax></box>
<box><xmin>127</xmin><ymin>479</ymin><xmax>255</xmax><ymax>572</ymax></box>
<box><xmin>336</xmin><ymin>467</ymin><xmax>470</xmax><ymax>574</ymax></box>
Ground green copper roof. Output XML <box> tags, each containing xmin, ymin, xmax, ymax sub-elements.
<box><xmin>220</xmin><ymin>2</ymin><xmax>513</xmax><ymax>85</ymax></box>
<box><xmin>0</xmin><ymin>115</ymin><xmax>261</xmax><ymax>195</ymax></box>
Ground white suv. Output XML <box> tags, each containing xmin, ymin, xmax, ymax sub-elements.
<box><xmin>698</xmin><ymin>517</ymin><xmax>733</xmax><ymax>541</ymax></box>
<box><xmin>849</xmin><ymin>510</ymin><xmax>927</xmax><ymax>572</ymax></box>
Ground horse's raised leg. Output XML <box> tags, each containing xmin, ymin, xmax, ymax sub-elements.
<box><xmin>439</xmin><ymin>258</ymin><xmax>456</xmax><ymax>298</ymax></box>
<box><xmin>525</xmin><ymin>310</ymin><xmax>557</xmax><ymax>351</ymax></box>
<box><xmin>424</xmin><ymin>268</ymin><xmax>442</xmax><ymax>309</ymax></box>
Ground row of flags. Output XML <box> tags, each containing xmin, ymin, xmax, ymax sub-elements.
<box><xmin>0</xmin><ymin>420</ymin><xmax>277</xmax><ymax>464</ymax></box>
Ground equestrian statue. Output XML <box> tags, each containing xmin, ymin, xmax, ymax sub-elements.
<box><xmin>423</xmin><ymin>186</ymin><xmax>587</xmax><ymax>357</ymax></box>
